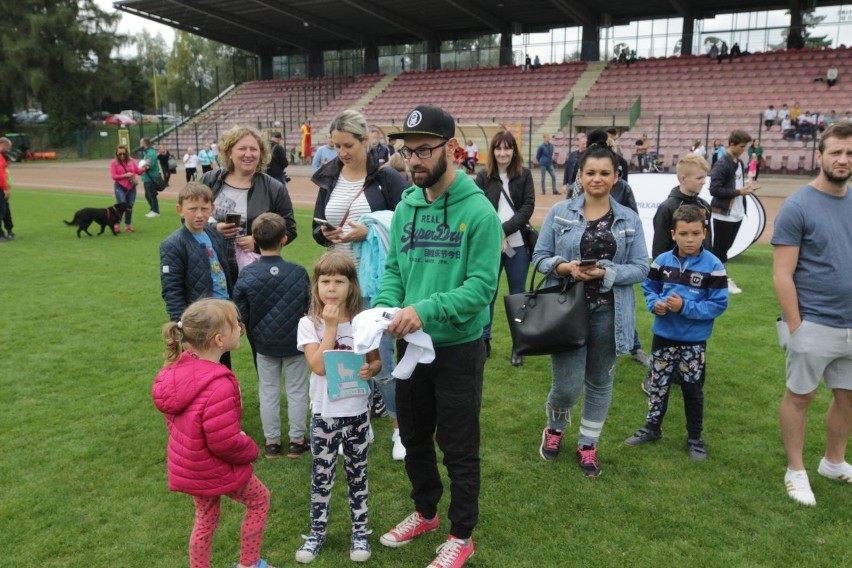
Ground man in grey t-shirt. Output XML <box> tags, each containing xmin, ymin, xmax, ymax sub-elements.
<box><xmin>772</xmin><ymin>122</ymin><xmax>852</xmax><ymax>506</ymax></box>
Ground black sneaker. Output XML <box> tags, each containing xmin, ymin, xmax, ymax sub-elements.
<box><xmin>577</xmin><ymin>445</ymin><xmax>601</xmax><ymax>477</ymax></box>
<box><xmin>687</xmin><ymin>438</ymin><xmax>708</xmax><ymax>461</ymax></box>
<box><xmin>624</xmin><ymin>427</ymin><xmax>662</xmax><ymax>446</ymax></box>
<box><xmin>287</xmin><ymin>440</ymin><xmax>310</xmax><ymax>459</ymax></box>
<box><xmin>264</xmin><ymin>442</ymin><xmax>282</xmax><ymax>459</ymax></box>
<box><xmin>539</xmin><ymin>428</ymin><xmax>564</xmax><ymax>461</ymax></box>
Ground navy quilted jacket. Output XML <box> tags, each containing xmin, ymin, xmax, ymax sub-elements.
<box><xmin>160</xmin><ymin>225</ymin><xmax>233</xmax><ymax>321</ymax></box>
<box><xmin>233</xmin><ymin>256</ymin><xmax>310</xmax><ymax>358</ymax></box>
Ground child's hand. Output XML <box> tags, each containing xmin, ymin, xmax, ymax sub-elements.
<box><xmin>665</xmin><ymin>293</ymin><xmax>684</xmax><ymax>313</ymax></box>
<box><xmin>653</xmin><ymin>300</ymin><xmax>668</xmax><ymax>315</ymax></box>
<box><xmin>322</xmin><ymin>303</ymin><xmax>340</xmax><ymax>326</ymax></box>
<box><xmin>359</xmin><ymin>362</ymin><xmax>374</xmax><ymax>380</ymax></box>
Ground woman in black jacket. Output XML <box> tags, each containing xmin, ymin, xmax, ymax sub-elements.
<box><xmin>474</xmin><ymin>130</ymin><xmax>535</xmax><ymax>366</ymax></box>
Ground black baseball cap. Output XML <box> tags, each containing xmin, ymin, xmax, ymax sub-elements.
<box><xmin>270</xmin><ymin>131</ymin><xmax>282</xmax><ymax>138</ymax></box>
<box><xmin>389</xmin><ymin>105</ymin><xmax>456</xmax><ymax>140</ymax></box>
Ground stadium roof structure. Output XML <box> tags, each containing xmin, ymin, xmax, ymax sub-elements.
<box><xmin>115</xmin><ymin>0</ymin><xmax>835</xmax><ymax>56</ymax></box>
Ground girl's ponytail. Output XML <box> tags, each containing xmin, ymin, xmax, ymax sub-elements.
<box><xmin>162</xmin><ymin>321</ymin><xmax>185</xmax><ymax>364</ymax></box>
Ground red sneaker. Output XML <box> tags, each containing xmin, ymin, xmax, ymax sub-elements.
<box><xmin>124</xmin><ymin>225</ymin><xmax>134</xmax><ymax>232</ymax></box>
<box><xmin>428</xmin><ymin>536</ymin><xmax>474</xmax><ymax>568</ymax></box>
<box><xmin>379</xmin><ymin>512</ymin><xmax>439</xmax><ymax>548</ymax></box>
<box><xmin>113</xmin><ymin>224</ymin><xmax>120</xmax><ymax>233</ymax></box>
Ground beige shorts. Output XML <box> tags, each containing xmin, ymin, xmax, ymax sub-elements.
<box><xmin>778</xmin><ymin>319</ymin><xmax>852</xmax><ymax>394</ymax></box>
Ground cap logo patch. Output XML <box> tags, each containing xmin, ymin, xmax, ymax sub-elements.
<box><xmin>406</xmin><ymin>111</ymin><xmax>422</xmax><ymax>128</ymax></box>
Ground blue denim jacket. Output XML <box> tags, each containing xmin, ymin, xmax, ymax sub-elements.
<box><xmin>532</xmin><ymin>194</ymin><xmax>649</xmax><ymax>355</ymax></box>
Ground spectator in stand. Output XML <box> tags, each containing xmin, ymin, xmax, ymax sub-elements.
<box><xmin>618</xmin><ymin>50</ymin><xmax>628</xmax><ymax>65</ymax></box>
<box><xmin>311</xmin><ymin>136</ymin><xmax>337</xmax><ymax>173</ymax></box>
<box><xmin>717</xmin><ymin>41</ymin><xmax>729</xmax><ymax>63</ymax></box>
<box><xmin>844</xmin><ymin>110</ymin><xmax>852</xmax><ymax>122</ymax></box>
<box><xmin>747</xmin><ymin>139</ymin><xmax>765</xmax><ymax>181</ymax></box>
<box><xmin>824</xmin><ymin>110</ymin><xmax>839</xmax><ymax>129</ymax></box>
<box><xmin>462</xmin><ymin>139</ymin><xmax>478</xmax><ymax>174</ymax></box>
<box><xmin>708</xmin><ymin>43</ymin><xmax>719</xmax><ymax>59</ymax></box>
<box><xmin>524</xmin><ymin>54</ymin><xmax>531</xmax><ymax>71</ymax></box>
<box><xmin>730</xmin><ymin>42</ymin><xmax>742</xmax><ymax>58</ymax></box>
<box><xmin>533</xmin><ymin>55</ymin><xmax>541</xmax><ymax>70</ymax></box>
<box><xmin>183</xmin><ymin>147</ymin><xmax>200</xmax><ymax>183</ymax></box>
<box><xmin>826</xmin><ymin>66</ymin><xmax>838</xmax><ymax>88</ymax></box>
<box><xmin>777</xmin><ymin>103</ymin><xmax>791</xmax><ymax>124</ymax></box>
<box><xmin>708</xmin><ymin>129</ymin><xmax>755</xmax><ymax>295</ymax></box>
<box><xmin>634</xmin><ymin>133</ymin><xmax>650</xmax><ymax>172</ymax></box>
<box><xmin>536</xmin><ymin>134</ymin><xmax>558</xmax><ymax>194</ymax></box>
<box><xmin>562</xmin><ymin>133</ymin><xmax>587</xmax><ymax>197</ymax></box>
<box><xmin>790</xmin><ymin>102</ymin><xmax>803</xmax><ymax>126</ymax></box>
<box><xmin>198</xmin><ymin>143</ymin><xmax>216</xmax><ymax>174</ymax></box>
<box><xmin>266</xmin><ymin>132</ymin><xmax>289</xmax><ymax>184</ymax></box>
<box><xmin>691</xmin><ymin>139</ymin><xmax>706</xmax><ymax>158</ymax></box>
<box><xmin>764</xmin><ymin>105</ymin><xmax>778</xmax><ymax>131</ymax></box>
<box><xmin>782</xmin><ymin>117</ymin><xmax>796</xmax><ymax>141</ymax></box>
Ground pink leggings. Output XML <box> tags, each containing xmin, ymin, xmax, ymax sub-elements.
<box><xmin>190</xmin><ymin>475</ymin><xmax>270</xmax><ymax>568</ymax></box>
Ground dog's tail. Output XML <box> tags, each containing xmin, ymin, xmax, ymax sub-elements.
<box><xmin>63</xmin><ymin>219</ymin><xmax>76</xmax><ymax>226</ymax></box>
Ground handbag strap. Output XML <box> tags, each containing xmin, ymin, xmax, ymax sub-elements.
<box><xmin>337</xmin><ymin>181</ymin><xmax>369</xmax><ymax>228</ymax></box>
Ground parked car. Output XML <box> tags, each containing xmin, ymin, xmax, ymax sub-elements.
<box><xmin>14</xmin><ymin>109</ymin><xmax>48</xmax><ymax>123</ymax></box>
<box><xmin>119</xmin><ymin>110</ymin><xmax>144</xmax><ymax>122</ymax></box>
<box><xmin>105</xmin><ymin>114</ymin><xmax>137</xmax><ymax>126</ymax></box>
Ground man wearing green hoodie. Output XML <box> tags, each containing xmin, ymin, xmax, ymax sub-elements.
<box><xmin>375</xmin><ymin>105</ymin><xmax>502</xmax><ymax>568</ymax></box>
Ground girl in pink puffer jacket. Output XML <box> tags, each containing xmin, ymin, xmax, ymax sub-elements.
<box><xmin>153</xmin><ymin>299</ymin><xmax>274</xmax><ymax>568</ymax></box>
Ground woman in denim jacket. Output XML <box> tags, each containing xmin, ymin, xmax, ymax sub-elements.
<box><xmin>532</xmin><ymin>130</ymin><xmax>649</xmax><ymax>477</ymax></box>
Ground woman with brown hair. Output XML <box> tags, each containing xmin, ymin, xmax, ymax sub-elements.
<box><xmin>474</xmin><ymin>130</ymin><xmax>535</xmax><ymax>366</ymax></box>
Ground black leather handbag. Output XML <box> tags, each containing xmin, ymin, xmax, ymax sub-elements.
<box><xmin>504</xmin><ymin>260</ymin><xmax>588</xmax><ymax>356</ymax></box>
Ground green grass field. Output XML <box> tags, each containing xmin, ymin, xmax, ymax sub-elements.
<box><xmin>0</xmin><ymin>189</ymin><xmax>848</xmax><ymax>567</ymax></box>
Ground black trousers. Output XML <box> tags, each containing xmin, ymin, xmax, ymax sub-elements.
<box><xmin>711</xmin><ymin>218</ymin><xmax>741</xmax><ymax>265</ymax></box>
<box><xmin>395</xmin><ymin>338</ymin><xmax>485</xmax><ymax>539</ymax></box>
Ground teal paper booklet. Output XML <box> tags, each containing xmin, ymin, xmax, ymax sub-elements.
<box><xmin>323</xmin><ymin>350</ymin><xmax>368</xmax><ymax>401</ymax></box>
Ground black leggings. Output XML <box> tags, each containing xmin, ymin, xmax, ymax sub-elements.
<box><xmin>711</xmin><ymin>218</ymin><xmax>741</xmax><ymax>265</ymax></box>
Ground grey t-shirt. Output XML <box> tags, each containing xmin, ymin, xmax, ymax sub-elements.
<box><xmin>771</xmin><ymin>184</ymin><xmax>852</xmax><ymax>327</ymax></box>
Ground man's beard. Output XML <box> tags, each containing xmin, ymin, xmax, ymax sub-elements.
<box><xmin>414</xmin><ymin>152</ymin><xmax>448</xmax><ymax>190</ymax></box>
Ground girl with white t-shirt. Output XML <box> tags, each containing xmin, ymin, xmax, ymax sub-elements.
<box><xmin>295</xmin><ymin>252</ymin><xmax>380</xmax><ymax>564</ymax></box>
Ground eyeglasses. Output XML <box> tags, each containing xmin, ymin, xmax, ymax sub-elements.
<box><xmin>398</xmin><ymin>139</ymin><xmax>449</xmax><ymax>160</ymax></box>
<box><xmin>117</xmin><ymin>152</ymin><xmax>127</xmax><ymax>156</ymax></box>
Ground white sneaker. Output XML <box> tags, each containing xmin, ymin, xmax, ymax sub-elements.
<box><xmin>785</xmin><ymin>469</ymin><xmax>816</xmax><ymax>506</ymax></box>
<box><xmin>817</xmin><ymin>457</ymin><xmax>852</xmax><ymax>483</ymax></box>
<box><xmin>145</xmin><ymin>211</ymin><xmax>160</xmax><ymax>218</ymax></box>
<box><xmin>727</xmin><ymin>278</ymin><xmax>742</xmax><ymax>294</ymax></box>
<box><xmin>392</xmin><ymin>428</ymin><xmax>406</xmax><ymax>461</ymax></box>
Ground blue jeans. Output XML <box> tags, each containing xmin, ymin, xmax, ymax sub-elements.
<box><xmin>547</xmin><ymin>304</ymin><xmax>617</xmax><ymax>447</ymax></box>
<box><xmin>113</xmin><ymin>182</ymin><xmax>136</xmax><ymax>225</ymax></box>
<box><xmin>540</xmin><ymin>164</ymin><xmax>557</xmax><ymax>194</ymax></box>
<box><xmin>365</xmin><ymin>296</ymin><xmax>398</xmax><ymax>419</ymax></box>
<box><xmin>482</xmin><ymin>244</ymin><xmax>530</xmax><ymax>340</ymax></box>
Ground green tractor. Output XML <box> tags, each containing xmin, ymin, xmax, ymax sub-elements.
<box><xmin>3</xmin><ymin>133</ymin><xmax>33</xmax><ymax>162</ymax></box>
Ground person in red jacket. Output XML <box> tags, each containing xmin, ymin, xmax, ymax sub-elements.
<box><xmin>0</xmin><ymin>137</ymin><xmax>13</xmax><ymax>241</ymax></box>
<box><xmin>152</xmin><ymin>299</ymin><xmax>274</xmax><ymax>568</ymax></box>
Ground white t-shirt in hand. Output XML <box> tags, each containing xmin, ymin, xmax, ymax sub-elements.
<box><xmin>297</xmin><ymin>317</ymin><xmax>369</xmax><ymax>418</ymax></box>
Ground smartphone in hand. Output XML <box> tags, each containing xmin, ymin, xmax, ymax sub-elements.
<box><xmin>579</xmin><ymin>258</ymin><xmax>598</xmax><ymax>266</ymax></box>
<box><xmin>225</xmin><ymin>213</ymin><xmax>242</xmax><ymax>226</ymax></box>
<box><xmin>313</xmin><ymin>217</ymin><xmax>335</xmax><ymax>230</ymax></box>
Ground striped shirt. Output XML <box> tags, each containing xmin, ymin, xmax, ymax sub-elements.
<box><xmin>325</xmin><ymin>175</ymin><xmax>369</xmax><ymax>264</ymax></box>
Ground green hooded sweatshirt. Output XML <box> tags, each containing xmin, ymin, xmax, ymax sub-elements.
<box><xmin>373</xmin><ymin>170</ymin><xmax>502</xmax><ymax>347</ymax></box>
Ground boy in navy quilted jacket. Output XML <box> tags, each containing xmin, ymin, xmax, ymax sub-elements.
<box><xmin>233</xmin><ymin>212</ymin><xmax>311</xmax><ymax>460</ymax></box>
<box><xmin>624</xmin><ymin>204</ymin><xmax>729</xmax><ymax>461</ymax></box>
<box><xmin>160</xmin><ymin>182</ymin><xmax>233</xmax><ymax>366</ymax></box>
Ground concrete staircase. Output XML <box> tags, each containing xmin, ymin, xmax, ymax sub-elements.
<box><xmin>534</xmin><ymin>61</ymin><xmax>608</xmax><ymax>140</ymax></box>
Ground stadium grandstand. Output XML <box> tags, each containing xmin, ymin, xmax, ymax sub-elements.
<box><xmin>117</xmin><ymin>0</ymin><xmax>851</xmax><ymax>174</ymax></box>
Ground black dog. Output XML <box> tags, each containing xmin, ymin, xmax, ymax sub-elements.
<box><xmin>64</xmin><ymin>203</ymin><xmax>128</xmax><ymax>237</ymax></box>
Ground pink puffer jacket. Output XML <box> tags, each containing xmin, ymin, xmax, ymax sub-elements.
<box><xmin>152</xmin><ymin>351</ymin><xmax>258</xmax><ymax>497</ymax></box>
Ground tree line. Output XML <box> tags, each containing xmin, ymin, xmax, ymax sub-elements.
<box><xmin>0</xmin><ymin>1</ymin><xmax>254</xmax><ymax>145</ymax></box>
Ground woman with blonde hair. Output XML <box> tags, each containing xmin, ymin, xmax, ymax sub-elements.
<box><xmin>199</xmin><ymin>125</ymin><xmax>297</xmax><ymax>282</ymax></box>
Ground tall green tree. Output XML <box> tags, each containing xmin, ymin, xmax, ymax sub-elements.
<box><xmin>0</xmin><ymin>1</ymin><xmax>130</xmax><ymax>143</ymax></box>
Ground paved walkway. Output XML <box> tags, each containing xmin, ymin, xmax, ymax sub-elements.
<box><xmin>11</xmin><ymin>160</ymin><xmax>813</xmax><ymax>244</ymax></box>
